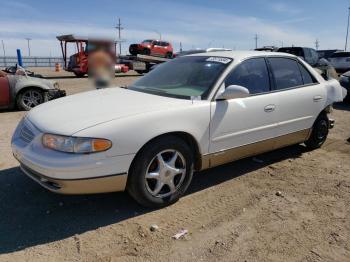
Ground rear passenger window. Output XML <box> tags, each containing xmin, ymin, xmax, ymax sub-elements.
<box><xmin>298</xmin><ymin>63</ymin><xmax>317</xmax><ymax>85</ymax></box>
<box><xmin>268</xmin><ymin>58</ymin><xmax>303</xmax><ymax>90</ymax></box>
<box><xmin>224</xmin><ymin>58</ymin><xmax>270</xmax><ymax>95</ymax></box>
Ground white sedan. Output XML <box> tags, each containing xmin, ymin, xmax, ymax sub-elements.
<box><xmin>11</xmin><ymin>51</ymin><xmax>347</xmax><ymax>207</ymax></box>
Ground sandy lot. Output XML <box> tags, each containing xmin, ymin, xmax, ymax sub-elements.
<box><xmin>0</xmin><ymin>68</ymin><xmax>349</xmax><ymax>262</ymax></box>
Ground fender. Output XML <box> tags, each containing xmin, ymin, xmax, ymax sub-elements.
<box><xmin>324</xmin><ymin>78</ymin><xmax>347</xmax><ymax>104</ymax></box>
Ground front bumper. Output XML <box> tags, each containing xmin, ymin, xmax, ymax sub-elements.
<box><xmin>48</xmin><ymin>89</ymin><xmax>66</xmax><ymax>100</ymax></box>
<box><xmin>12</xmin><ymin>118</ymin><xmax>134</xmax><ymax>194</ymax></box>
<box><xmin>20</xmin><ymin>164</ymin><xmax>127</xmax><ymax>194</ymax></box>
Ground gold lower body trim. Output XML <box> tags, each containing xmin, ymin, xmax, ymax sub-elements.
<box><xmin>202</xmin><ymin>129</ymin><xmax>310</xmax><ymax>169</ymax></box>
<box><xmin>20</xmin><ymin>164</ymin><xmax>127</xmax><ymax>194</ymax></box>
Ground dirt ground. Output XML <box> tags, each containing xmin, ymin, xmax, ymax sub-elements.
<box><xmin>0</xmin><ymin>68</ymin><xmax>349</xmax><ymax>262</ymax></box>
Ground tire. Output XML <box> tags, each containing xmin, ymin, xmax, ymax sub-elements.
<box><xmin>135</xmin><ymin>70</ymin><xmax>144</xmax><ymax>75</ymax></box>
<box><xmin>16</xmin><ymin>88</ymin><xmax>45</xmax><ymax>111</ymax></box>
<box><xmin>143</xmin><ymin>48</ymin><xmax>151</xmax><ymax>55</ymax></box>
<box><xmin>305</xmin><ymin>113</ymin><xmax>329</xmax><ymax>150</ymax></box>
<box><xmin>127</xmin><ymin>135</ymin><xmax>194</xmax><ymax>208</ymax></box>
<box><xmin>166</xmin><ymin>52</ymin><xmax>173</xmax><ymax>59</ymax></box>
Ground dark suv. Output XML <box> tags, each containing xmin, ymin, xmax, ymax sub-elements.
<box><xmin>277</xmin><ymin>47</ymin><xmax>319</xmax><ymax>66</ymax></box>
<box><xmin>129</xmin><ymin>39</ymin><xmax>173</xmax><ymax>58</ymax></box>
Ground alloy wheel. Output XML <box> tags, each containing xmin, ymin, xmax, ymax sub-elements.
<box><xmin>22</xmin><ymin>90</ymin><xmax>43</xmax><ymax>108</ymax></box>
<box><xmin>145</xmin><ymin>150</ymin><xmax>186</xmax><ymax>198</ymax></box>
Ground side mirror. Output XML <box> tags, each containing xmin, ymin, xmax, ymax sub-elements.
<box><xmin>216</xmin><ymin>85</ymin><xmax>250</xmax><ymax>100</ymax></box>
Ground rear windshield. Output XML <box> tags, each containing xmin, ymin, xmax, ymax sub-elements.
<box><xmin>330</xmin><ymin>52</ymin><xmax>350</xmax><ymax>58</ymax></box>
<box><xmin>142</xmin><ymin>39</ymin><xmax>153</xmax><ymax>43</ymax></box>
<box><xmin>278</xmin><ymin>48</ymin><xmax>303</xmax><ymax>57</ymax></box>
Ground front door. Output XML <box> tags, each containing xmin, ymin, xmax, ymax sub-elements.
<box><xmin>209</xmin><ymin>58</ymin><xmax>279</xmax><ymax>167</ymax></box>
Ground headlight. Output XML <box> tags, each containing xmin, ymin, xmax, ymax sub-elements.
<box><xmin>42</xmin><ymin>134</ymin><xmax>112</xmax><ymax>153</ymax></box>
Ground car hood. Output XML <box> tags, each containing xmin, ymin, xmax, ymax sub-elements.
<box><xmin>11</xmin><ymin>75</ymin><xmax>56</xmax><ymax>89</ymax></box>
<box><xmin>27</xmin><ymin>87</ymin><xmax>191</xmax><ymax>135</ymax></box>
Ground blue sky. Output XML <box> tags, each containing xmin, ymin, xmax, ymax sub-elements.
<box><xmin>0</xmin><ymin>0</ymin><xmax>349</xmax><ymax>56</ymax></box>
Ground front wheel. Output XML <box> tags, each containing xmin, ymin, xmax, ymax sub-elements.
<box><xmin>305</xmin><ymin>113</ymin><xmax>329</xmax><ymax>150</ymax></box>
<box><xmin>16</xmin><ymin>88</ymin><xmax>44</xmax><ymax>111</ymax></box>
<box><xmin>127</xmin><ymin>136</ymin><xmax>194</xmax><ymax>208</ymax></box>
<box><xmin>142</xmin><ymin>48</ymin><xmax>151</xmax><ymax>55</ymax></box>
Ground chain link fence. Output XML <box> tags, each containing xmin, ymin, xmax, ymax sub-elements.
<box><xmin>0</xmin><ymin>56</ymin><xmax>65</xmax><ymax>67</ymax></box>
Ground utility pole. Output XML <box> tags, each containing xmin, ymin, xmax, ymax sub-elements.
<box><xmin>315</xmin><ymin>39</ymin><xmax>319</xmax><ymax>50</ymax></box>
<box><xmin>1</xmin><ymin>40</ymin><xmax>6</xmax><ymax>67</ymax></box>
<box><xmin>115</xmin><ymin>18</ymin><xmax>123</xmax><ymax>55</ymax></box>
<box><xmin>1</xmin><ymin>40</ymin><xmax>5</xmax><ymax>57</ymax></box>
<box><xmin>345</xmin><ymin>6</ymin><xmax>350</xmax><ymax>51</ymax></box>
<box><xmin>254</xmin><ymin>34</ymin><xmax>258</xmax><ymax>49</ymax></box>
<box><xmin>180</xmin><ymin>42</ymin><xmax>183</xmax><ymax>52</ymax></box>
<box><xmin>154</xmin><ymin>30</ymin><xmax>161</xmax><ymax>40</ymax></box>
<box><xmin>25</xmin><ymin>38</ymin><xmax>31</xmax><ymax>56</ymax></box>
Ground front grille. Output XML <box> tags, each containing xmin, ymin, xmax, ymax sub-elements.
<box><xmin>20</xmin><ymin>124</ymin><xmax>35</xmax><ymax>144</ymax></box>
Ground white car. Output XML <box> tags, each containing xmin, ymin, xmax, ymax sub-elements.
<box><xmin>11</xmin><ymin>51</ymin><xmax>347</xmax><ymax>207</ymax></box>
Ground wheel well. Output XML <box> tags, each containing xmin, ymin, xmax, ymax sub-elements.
<box><xmin>17</xmin><ymin>86</ymin><xmax>45</xmax><ymax>97</ymax></box>
<box><xmin>132</xmin><ymin>132</ymin><xmax>202</xmax><ymax>172</ymax></box>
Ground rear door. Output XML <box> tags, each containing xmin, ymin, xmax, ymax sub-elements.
<box><xmin>267</xmin><ymin>57</ymin><xmax>326</xmax><ymax>138</ymax></box>
<box><xmin>0</xmin><ymin>76</ymin><xmax>10</xmax><ymax>107</ymax></box>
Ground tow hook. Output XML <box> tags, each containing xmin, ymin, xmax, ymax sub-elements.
<box><xmin>329</xmin><ymin>119</ymin><xmax>335</xmax><ymax>129</ymax></box>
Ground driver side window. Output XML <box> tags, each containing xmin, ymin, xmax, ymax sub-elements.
<box><xmin>224</xmin><ymin>58</ymin><xmax>271</xmax><ymax>95</ymax></box>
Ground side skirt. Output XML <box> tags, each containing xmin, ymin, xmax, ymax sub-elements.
<box><xmin>201</xmin><ymin>129</ymin><xmax>311</xmax><ymax>170</ymax></box>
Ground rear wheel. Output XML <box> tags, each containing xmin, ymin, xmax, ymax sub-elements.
<box><xmin>17</xmin><ymin>88</ymin><xmax>44</xmax><ymax>111</ymax></box>
<box><xmin>127</xmin><ymin>136</ymin><xmax>194</xmax><ymax>208</ymax></box>
<box><xmin>305</xmin><ymin>113</ymin><xmax>329</xmax><ymax>150</ymax></box>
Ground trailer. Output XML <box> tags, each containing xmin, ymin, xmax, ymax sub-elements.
<box><xmin>118</xmin><ymin>54</ymin><xmax>170</xmax><ymax>74</ymax></box>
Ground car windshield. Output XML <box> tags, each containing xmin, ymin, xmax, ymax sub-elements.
<box><xmin>129</xmin><ymin>56</ymin><xmax>232</xmax><ymax>99</ymax></box>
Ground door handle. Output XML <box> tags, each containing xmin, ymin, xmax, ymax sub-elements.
<box><xmin>264</xmin><ymin>104</ymin><xmax>275</xmax><ymax>113</ymax></box>
<box><xmin>313</xmin><ymin>96</ymin><xmax>323</xmax><ymax>102</ymax></box>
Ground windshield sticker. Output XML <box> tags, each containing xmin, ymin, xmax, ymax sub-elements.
<box><xmin>206</xmin><ymin>57</ymin><xmax>231</xmax><ymax>64</ymax></box>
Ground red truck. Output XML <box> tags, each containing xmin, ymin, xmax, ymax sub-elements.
<box><xmin>129</xmin><ymin>39</ymin><xmax>173</xmax><ymax>58</ymax></box>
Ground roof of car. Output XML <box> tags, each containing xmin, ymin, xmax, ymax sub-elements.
<box><xmin>187</xmin><ymin>50</ymin><xmax>296</xmax><ymax>60</ymax></box>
